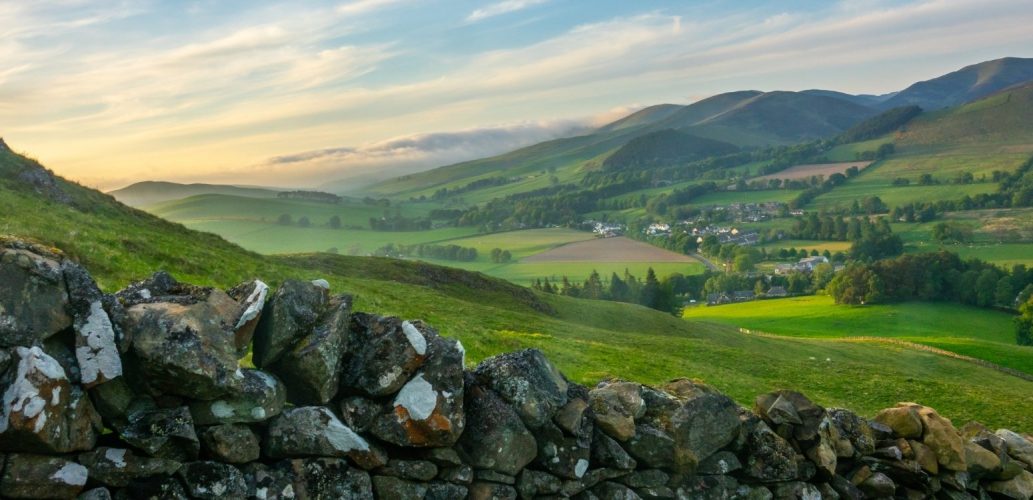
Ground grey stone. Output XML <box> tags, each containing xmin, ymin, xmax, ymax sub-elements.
<box><xmin>267</xmin><ymin>294</ymin><xmax>351</xmax><ymax>405</ymax></box>
<box><xmin>624</xmin><ymin>424</ymin><xmax>676</xmax><ymax>470</ymax></box>
<box><xmin>438</xmin><ymin>464</ymin><xmax>474</xmax><ymax>484</ymax></box>
<box><xmin>62</xmin><ymin>261</ymin><xmax>123</xmax><ymax>388</ymax></box>
<box><xmin>286</xmin><ymin>458</ymin><xmax>373</xmax><ymax>500</ymax></box>
<box><xmin>0</xmin><ymin>241</ymin><xmax>72</xmax><ymax>347</ymax></box>
<box><xmin>469</xmin><ymin>481</ymin><xmax>518</xmax><ymax>500</ymax></box>
<box><xmin>0</xmin><ymin>453</ymin><xmax>88</xmax><ymax>499</ymax></box>
<box><xmin>338</xmin><ymin>395</ymin><xmax>380</xmax><ymax>433</ymax></box>
<box><xmin>456</xmin><ymin>381</ymin><xmax>537</xmax><ymax>475</ymax></box>
<box><xmin>617</xmin><ymin>469</ymin><xmax>668</xmax><ymax>489</ymax></box>
<box><xmin>78</xmin><ymin>447</ymin><xmax>181</xmax><ymax>488</ymax></box>
<box><xmin>473</xmin><ymin>348</ymin><xmax>568</xmax><ymax>429</ymax></box>
<box><xmin>534</xmin><ymin>420</ymin><xmax>592</xmax><ymax>479</ymax></box>
<box><xmin>200</xmin><ymin>424</ymin><xmax>260</xmax><ymax>463</ymax></box>
<box><xmin>225</xmin><ymin>279</ymin><xmax>268</xmax><ymax>357</ymax></box>
<box><xmin>121</xmin><ymin>406</ymin><xmax>199</xmax><ymax>461</ymax></box>
<box><xmin>372</xmin><ymin>475</ymin><xmax>428</xmax><ymax>500</ymax></box>
<box><xmin>426</xmin><ymin>482</ymin><xmax>469</xmax><ymax>499</ymax></box>
<box><xmin>589</xmin><ymin>381</ymin><xmax>643</xmax><ymax>442</ymax></box>
<box><xmin>339</xmin><ymin>313</ymin><xmax>426</xmax><ymax>396</ymax></box>
<box><xmin>252</xmin><ymin>279</ymin><xmax>328</xmax><ymax>368</ymax></box>
<box><xmin>592</xmin><ymin>428</ymin><xmax>637</xmax><ymax>470</ymax></box>
<box><xmin>377</xmin><ymin>459</ymin><xmax>439</xmax><ymax>481</ymax></box>
<box><xmin>178</xmin><ymin>461</ymin><xmax>247</xmax><ymax>500</ymax></box>
<box><xmin>517</xmin><ymin>469</ymin><xmax>563</xmax><ymax>498</ymax></box>
<box><xmin>593</xmin><ymin>481</ymin><xmax>642</xmax><ymax>500</ymax></box>
<box><xmin>264</xmin><ymin>406</ymin><xmax>384</xmax><ymax>469</ymax></box>
<box><xmin>189</xmin><ymin>368</ymin><xmax>286</xmax><ymax>425</ymax></box>
<box><xmin>859</xmin><ymin>471</ymin><xmax>896</xmax><ymax>498</ymax></box>
<box><xmin>741</xmin><ymin>420</ymin><xmax>802</xmax><ymax>483</ymax></box>
<box><xmin>997</xmin><ymin>429</ymin><xmax>1033</xmax><ymax>469</ymax></box>
<box><xmin>697</xmin><ymin>450</ymin><xmax>742</xmax><ymax>475</ymax></box>
<box><xmin>987</xmin><ymin>469</ymin><xmax>1033</xmax><ymax>500</ymax></box>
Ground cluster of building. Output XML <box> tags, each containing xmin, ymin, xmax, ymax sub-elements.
<box><xmin>588</xmin><ymin>221</ymin><xmax>625</xmax><ymax>237</ymax></box>
<box><xmin>706</xmin><ymin>286</ymin><xmax>788</xmax><ymax>305</ymax></box>
<box><xmin>774</xmin><ymin>255</ymin><xmax>830</xmax><ymax>275</ymax></box>
<box><xmin>689</xmin><ymin>226</ymin><xmax>761</xmax><ymax>246</ymax></box>
<box><xmin>706</xmin><ymin>202</ymin><xmax>799</xmax><ymax>222</ymax></box>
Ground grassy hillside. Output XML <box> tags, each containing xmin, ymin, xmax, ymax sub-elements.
<box><xmin>4</xmin><ymin>145</ymin><xmax>1033</xmax><ymax>430</ymax></box>
<box><xmin>880</xmin><ymin>57</ymin><xmax>1033</xmax><ymax>110</ymax></box>
<box><xmin>683</xmin><ymin>295</ymin><xmax>1032</xmax><ymax>376</ymax></box>
<box><xmin>896</xmin><ymin>82</ymin><xmax>1033</xmax><ymax>148</ymax></box>
<box><xmin>109</xmin><ymin>181</ymin><xmax>282</xmax><ymax>207</ymax></box>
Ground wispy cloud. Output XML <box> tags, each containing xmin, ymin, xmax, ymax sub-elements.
<box><xmin>467</xmin><ymin>0</ymin><xmax>549</xmax><ymax>22</ymax></box>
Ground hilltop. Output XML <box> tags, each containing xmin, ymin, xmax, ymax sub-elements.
<box><xmin>2</xmin><ymin>142</ymin><xmax>1033</xmax><ymax>430</ymax></box>
<box><xmin>881</xmin><ymin>57</ymin><xmax>1033</xmax><ymax>111</ymax></box>
<box><xmin>109</xmin><ymin>181</ymin><xmax>283</xmax><ymax>208</ymax></box>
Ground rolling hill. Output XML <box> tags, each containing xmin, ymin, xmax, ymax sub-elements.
<box><xmin>109</xmin><ymin>180</ymin><xmax>283</xmax><ymax>207</ymax></box>
<box><xmin>3</xmin><ymin>141</ymin><xmax>1033</xmax><ymax>429</ymax></box>
<box><xmin>880</xmin><ymin>56</ymin><xmax>1033</xmax><ymax>110</ymax></box>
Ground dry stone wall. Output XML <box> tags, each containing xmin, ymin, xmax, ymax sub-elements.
<box><xmin>1</xmin><ymin>237</ymin><xmax>1032</xmax><ymax>500</ymax></box>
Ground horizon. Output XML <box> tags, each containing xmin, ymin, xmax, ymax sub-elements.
<box><xmin>3</xmin><ymin>0</ymin><xmax>1033</xmax><ymax>191</ymax></box>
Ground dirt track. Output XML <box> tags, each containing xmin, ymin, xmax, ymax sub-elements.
<box><xmin>523</xmin><ymin>237</ymin><xmax>695</xmax><ymax>263</ymax></box>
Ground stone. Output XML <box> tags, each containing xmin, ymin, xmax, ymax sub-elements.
<box><xmin>987</xmin><ymin>469</ymin><xmax>1033</xmax><ymax>500</ymax></box>
<box><xmin>475</xmin><ymin>469</ymin><xmax>517</xmax><ymax>484</ymax></box>
<box><xmin>859</xmin><ymin>471</ymin><xmax>895</xmax><ymax>498</ymax></box>
<box><xmin>239</xmin><ymin>462</ymin><xmax>295</xmax><ymax>500</ymax></box>
<box><xmin>78</xmin><ymin>447</ymin><xmax>181</xmax><ymax>488</ymax></box>
<box><xmin>741</xmin><ymin>420</ymin><xmax>802</xmax><ymax>483</ymax></box>
<box><xmin>829</xmin><ymin>474</ymin><xmax>864</xmax><ymax>500</ymax></box>
<box><xmin>268</xmin><ymin>294</ymin><xmax>351</xmax><ymax>405</ymax></box>
<box><xmin>624</xmin><ymin>424</ymin><xmax>676</xmax><ymax>470</ymax></box>
<box><xmin>555</xmin><ymin>397</ymin><xmax>591</xmax><ymax>437</ymax></box>
<box><xmin>178</xmin><ymin>461</ymin><xmax>247</xmax><ymax>500</ymax></box>
<box><xmin>617</xmin><ymin>469</ymin><xmax>668</xmax><ymax>489</ymax></box>
<box><xmin>0</xmin><ymin>346</ymin><xmax>99</xmax><ymax>453</ymax></box>
<box><xmin>770</xmin><ymin>481</ymin><xmax>823</xmax><ymax>500</ymax></box>
<box><xmin>827</xmin><ymin>408</ymin><xmax>876</xmax><ymax>457</ymax></box>
<box><xmin>339</xmin><ymin>314</ymin><xmax>426</xmax><ymax>396</ymax></box>
<box><xmin>997</xmin><ymin>429</ymin><xmax>1033</xmax><ymax>469</ymax></box>
<box><xmin>909</xmin><ymin>439</ymin><xmax>939</xmax><ymax>475</ymax></box>
<box><xmin>589</xmin><ymin>381</ymin><xmax>643</xmax><ymax>441</ymax></box>
<box><xmin>697</xmin><ymin>450</ymin><xmax>742</xmax><ymax>475</ymax></box>
<box><xmin>373</xmin><ymin>475</ymin><xmax>428</xmax><ymax>499</ymax></box>
<box><xmin>62</xmin><ymin>263</ymin><xmax>123</xmax><ymax>389</ymax></box>
<box><xmin>225</xmin><ymin>279</ymin><xmax>268</xmax><ymax>356</ymax></box>
<box><xmin>377</xmin><ymin>459</ymin><xmax>439</xmax><ymax>481</ymax></box>
<box><xmin>420</xmin><ymin>446</ymin><xmax>464</xmax><ymax>467</ymax></box>
<box><xmin>438</xmin><ymin>464</ymin><xmax>474</xmax><ymax>484</ymax></box>
<box><xmin>534</xmin><ymin>420</ymin><xmax>592</xmax><ymax>479</ymax></box>
<box><xmin>873</xmin><ymin>404</ymin><xmax>923</xmax><ymax>439</ymax></box>
<box><xmin>189</xmin><ymin>368</ymin><xmax>285</xmax><ymax>425</ymax></box>
<box><xmin>805</xmin><ymin>416</ymin><xmax>839</xmax><ymax>478</ymax></box>
<box><xmin>123</xmin><ymin>279</ymin><xmax>243</xmax><ymax>400</ymax></box>
<box><xmin>115</xmin><ymin>475</ymin><xmax>188</xmax><ymax>500</ymax></box>
<box><xmin>456</xmin><ymin>381</ymin><xmax>537</xmax><ymax>475</ymax></box>
<box><xmin>591</xmin><ymin>428</ymin><xmax>637</xmax><ymax>470</ymax></box>
<box><xmin>472</xmin><ymin>348</ymin><xmax>568</xmax><ymax>430</ymax></box>
<box><xmin>120</xmin><ymin>406</ymin><xmax>199</xmax><ymax>461</ymax></box>
<box><xmin>287</xmin><ymin>458</ymin><xmax>373</xmax><ymax>499</ymax></box>
<box><xmin>659</xmin><ymin>379</ymin><xmax>741</xmax><ymax>468</ymax></box>
<box><xmin>252</xmin><ymin>279</ymin><xmax>328</xmax><ymax>368</ymax></box>
<box><xmin>88</xmin><ymin>376</ymin><xmax>135</xmax><ymax>428</ymax></box>
<box><xmin>592</xmin><ymin>481</ymin><xmax>642</xmax><ymax>500</ymax></box>
<box><xmin>755</xmin><ymin>390</ymin><xmax>825</xmax><ymax>443</ymax></box>
<box><xmin>370</xmin><ymin>324</ymin><xmax>466</xmax><ymax>447</ymax></box>
<box><xmin>517</xmin><ymin>469</ymin><xmax>563</xmax><ymax>498</ymax></box>
<box><xmin>561</xmin><ymin>468</ymin><xmax>629</xmax><ymax>497</ymax></box>
<box><xmin>264</xmin><ymin>407</ymin><xmax>373</xmax><ymax>465</ymax></box>
<box><xmin>911</xmin><ymin>404</ymin><xmax>966</xmax><ymax>471</ymax></box>
<box><xmin>469</xmin><ymin>481</ymin><xmax>518</xmax><ymax>500</ymax></box>
<box><xmin>78</xmin><ymin>487</ymin><xmax>113</xmax><ymax>500</ymax></box>
<box><xmin>426</xmin><ymin>482</ymin><xmax>469</xmax><ymax>499</ymax></box>
<box><xmin>0</xmin><ymin>453</ymin><xmax>88</xmax><ymax>499</ymax></box>
<box><xmin>964</xmin><ymin>441</ymin><xmax>1002</xmax><ymax>480</ymax></box>
<box><xmin>339</xmin><ymin>395</ymin><xmax>380</xmax><ymax>433</ymax></box>
<box><xmin>0</xmin><ymin>241</ymin><xmax>72</xmax><ymax>347</ymax></box>
<box><xmin>200</xmin><ymin>424</ymin><xmax>260</xmax><ymax>463</ymax></box>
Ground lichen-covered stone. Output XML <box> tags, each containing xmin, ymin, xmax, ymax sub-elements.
<box><xmin>657</xmin><ymin>379</ymin><xmax>741</xmax><ymax>469</ymax></box>
<box><xmin>469</xmin><ymin>481</ymin><xmax>518</xmax><ymax>500</ymax></box>
<box><xmin>372</xmin><ymin>475</ymin><xmax>428</xmax><ymax>499</ymax></box>
<box><xmin>78</xmin><ymin>447</ymin><xmax>181</xmax><ymax>488</ymax></box>
<box><xmin>827</xmin><ymin>408</ymin><xmax>876</xmax><ymax>458</ymax></box>
<box><xmin>533</xmin><ymin>421</ymin><xmax>592</xmax><ymax>479</ymax></box>
<box><xmin>114</xmin><ymin>475</ymin><xmax>189</xmax><ymax>500</ymax></box>
<box><xmin>624</xmin><ymin>423</ymin><xmax>676</xmax><ymax>470</ymax></box>
<box><xmin>123</xmin><ymin>277</ymin><xmax>243</xmax><ymax>400</ymax></box>
<box><xmin>591</xmin><ymin>428</ymin><xmax>637</xmax><ymax>470</ymax></box>
<box><xmin>177</xmin><ymin>461</ymin><xmax>248</xmax><ymax>500</ymax></box>
<box><xmin>338</xmin><ymin>395</ymin><xmax>380</xmax><ymax>433</ymax></box>
<box><xmin>200</xmin><ymin>424</ymin><xmax>260</xmax><ymax>463</ymax></box>
<box><xmin>742</xmin><ymin>420</ymin><xmax>802</xmax><ymax>483</ymax></box>
<box><xmin>120</xmin><ymin>406</ymin><xmax>199</xmax><ymax>461</ymax></box>
<box><xmin>252</xmin><ymin>279</ymin><xmax>328</xmax><ymax>368</ymax></box>
<box><xmin>370</xmin><ymin>323</ymin><xmax>465</xmax><ymax>447</ymax></box>
<box><xmin>0</xmin><ymin>453</ymin><xmax>88</xmax><ymax>499</ymax></box>
<box><xmin>339</xmin><ymin>314</ymin><xmax>427</xmax><ymax>397</ymax></box>
<box><xmin>589</xmin><ymin>380</ymin><xmax>644</xmax><ymax>442</ymax></box>
<box><xmin>517</xmin><ymin>469</ymin><xmax>563</xmax><ymax>498</ymax></box>
<box><xmin>754</xmin><ymin>390</ymin><xmax>825</xmax><ymax>443</ymax></box>
<box><xmin>226</xmin><ymin>279</ymin><xmax>268</xmax><ymax>357</ymax></box>
<box><xmin>473</xmin><ymin>348</ymin><xmax>568</xmax><ymax>429</ymax></box>
<box><xmin>267</xmin><ymin>294</ymin><xmax>351</xmax><ymax>405</ymax></box>
<box><xmin>62</xmin><ymin>261</ymin><xmax>123</xmax><ymax>388</ymax></box>
<box><xmin>287</xmin><ymin>458</ymin><xmax>373</xmax><ymax>500</ymax></box>
<box><xmin>0</xmin><ymin>346</ymin><xmax>99</xmax><ymax>453</ymax></box>
<box><xmin>189</xmin><ymin>368</ymin><xmax>285</xmax><ymax>425</ymax></box>
<box><xmin>698</xmin><ymin>450</ymin><xmax>742</xmax><ymax>475</ymax></box>
<box><xmin>0</xmin><ymin>241</ymin><xmax>72</xmax><ymax>347</ymax></box>
<box><xmin>264</xmin><ymin>406</ymin><xmax>376</xmax><ymax>468</ymax></box>
<box><xmin>425</xmin><ymin>482</ymin><xmax>469</xmax><ymax>499</ymax></box>
<box><xmin>456</xmin><ymin>380</ymin><xmax>537</xmax><ymax>475</ymax></box>
<box><xmin>377</xmin><ymin>459</ymin><xmax>439</xmax><ymax>481</ymax></box>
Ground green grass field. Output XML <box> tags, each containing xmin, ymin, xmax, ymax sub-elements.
<box><xmin>692</xmin><ymin>188</ymin><xmax>802</xmax><ymax>206</ymax></box>
<box><xmin>5</xmin><ymin>143</ymin><xmax>1033</xmax><ymax>430</ymax></box>
<box><xmin>683</xmin><ymin>295</ymin><xmax>1032</xmax><ymax>375</ymax></box>
<box><xmin>757</xmin><ymin>239</ymin><xmax>852</xmax><ymax>254</ymax></box>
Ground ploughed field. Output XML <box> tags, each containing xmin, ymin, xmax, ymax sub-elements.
<box><xmin>752</xmin><ymin>161</ymin><xmax>872</xmax><ymax>182</ymax></box>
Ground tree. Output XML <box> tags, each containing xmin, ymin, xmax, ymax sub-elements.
<box><xmin>329</xmin><ymin>215</ymin><xmax>342</xmax><ymax>229</ymax></box>
<box><xmin>995</xmin><ymin>277</ymin><xmax>1015</xmax><ymax>307</ymax></box>
<box><xmin>298</xmin><ymin>216</ymin><xmax>311</xmax><ymax>228</ymax></box>
<box><xmin>490</xmin><ymin>248</ymin><xmax>502</xmax><ymax>263</ymax></box>
<box><xmin>733</xmin><ymin>254</ymin><xmax>755</xmax><ymax>273</ymax></box>
<box><xmin>500</xmin><ymin>250</ymin><xmax>512</xmax><ymax>263</ymax></box>
<box><xmin>583</xmin><ymin>270</ymin><xmax>604</xmax><ymax>300</ymax></box>
<box><xmin>277</xmin><ymin>213</ymin><xmax>292</xmax><ymax>225</ymax></box>
<box><xmin>640</xmin><ymin>268</ymin><xmax>660</xmax><ymax>309</ymax></box>
<box><xmin>1017</xmin><ymin>295</ymin><xmax>1033</xmax><ymax>346</ymax></box>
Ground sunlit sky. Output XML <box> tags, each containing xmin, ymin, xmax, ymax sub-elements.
<box><xmin>2</xmin><ymin>0</ymin><xmax>1032</xmax><ymax>190</ymax></box>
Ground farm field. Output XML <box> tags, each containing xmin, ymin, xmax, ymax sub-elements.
<box><xmin>862</xmin><ymin>150</ymin><xmax>1029</xmax><ymax>183</ymax></box>
<box><xmin>524</xmin><ymin>236</ymin><xmax>695</xmax><ymax>263</ymax></box>
<box><xmin>752</xmin><ymin>161</ymin><xmax>871</xmax><ymax>182</ymax></box>
<box><xmin>757</xmin><ymin>239</ymin><xmax>852</xmax><ymax>254</ymax></box>
<box><xmin>692</xmin><ymin>188</ymin><xmax>801</xmax><ymax>206</ymax></box>
<box><xmin>825</xmin><ymin>138</ymin><xmax>893</xmax><ymax>161</ymax></box>
<box><xmin>811</xmin><ymin>179</ymin><xmax>995</xmax><ymax>211</ymax></box>
<box><xmin>682</xmin><ymin>295</ymin><xmax>1032</xmax><ymax>375</ymax></box>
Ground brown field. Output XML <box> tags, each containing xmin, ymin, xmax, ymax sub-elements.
<box><xmin>523</xmin><ymin>236</ymin><xmax>695</xmax><ymax>263</ymax></box>
<box><xmin>753</xmin><ymin>161</ymin><xmax>872</xmax><ymax>182</ymax></box>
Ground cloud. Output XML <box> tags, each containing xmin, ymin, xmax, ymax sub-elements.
<box><xmin>467</xmin><ymin>0</ymin><xmax>549</xmax><ymax>22</ymax></box>
<box><xmin>337</xmin><ymin>0</ymin><xmax>406</xmax><ymax>16</ymax></box>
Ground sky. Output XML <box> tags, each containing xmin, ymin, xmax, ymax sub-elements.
<box><xmin>2</xmin><ymin>0</ymin><xmax>1032</xmax><ymax>191</ymax></box>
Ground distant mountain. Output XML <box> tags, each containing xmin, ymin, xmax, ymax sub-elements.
<box><xmin>879</xmin><ymin>57</ymin><xmax>1033</xmax><ymax>111</ymax></box>
<box><xmin>602</xmin><ymin>130</ymin><xmax>738</xmax><ymax>171</ymax></box>
<box><xmin>595</xmin><ymin>104</ymin><xmax>683</xmax><ymax>134</ymax></box>
<box><xmin>801</xmin><ymin>89</ymin><xmax>894</xmax><ymax>107</ymax></box>
<box><xmin>895</xmin><ymin>82</ymin><xmax>1033</xmax><ymax>147</ymax></box>
<box><xmin>109</xmin><ymin>181</ymin><xmax>282</xmax><ymax>207</ymax></box>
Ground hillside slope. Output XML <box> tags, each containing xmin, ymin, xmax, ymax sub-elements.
<box><xmin>109</xmin><ymin>181</ymin><xmax>282</xmax><ymax>207</ymax></box>
<box><xmin>896</xmin><ymin>82</ymin><xmax>1033</xmax><ymax>148</ymax></box>
<box><xmin>3</xmin><ymin>143</ymin><xmax>1033</xmax><ymax>428</ymax></box>
<box><xmin>880</xmin><ymin>56</ymin><xmax>1033</xmax><ymax>110</ymax></box>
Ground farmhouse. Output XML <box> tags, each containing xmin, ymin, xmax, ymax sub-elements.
<box><xmin>775</xmin><ymin>255</ymin><xmax>830</xmax><ymax>275</ymax></box>
<box><xmin>765</xmin><ymin>286</ymin><xmax>788</xmax><ymax>298</ymax></box>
